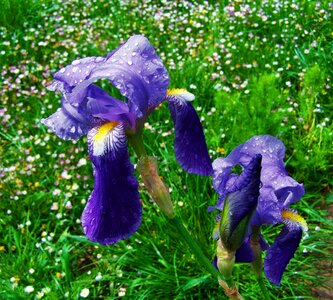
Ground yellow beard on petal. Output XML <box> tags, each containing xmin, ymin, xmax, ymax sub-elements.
<box><xmin>167</xmin><ymin>88</ymin><xmax>195</xmax><ymax>101</ymax></box>
<box><xmin>282</xmin><ymin>209</ymin><xmax>308</xmax><ymax>232</ymax></box>
<box><xmin>167</xmin><ymin>88</ymin><xmax>188</xmax><ymax>96</ymax></box>
<box><xmin>93</xmin><ymin>122</ymin><xmax>119</xmax><ymax>156</ymax></box>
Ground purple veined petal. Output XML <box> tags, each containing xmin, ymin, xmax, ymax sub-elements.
<box><xmin>81</xmin><ymin>123</ymin><xmax>141</xmax><ymax>244</ymax></box>
<box><xmin>105</xmin><ymin>35</ymin><xmax>170</xmax><ymax>116</ymax></box>
<box><xmin>237</xmin><ymin>135</ymin><xmax>286</xmax><ymax>166</ymax></box>
<box><xmin>166</xmin><ymin>91</ymin><xmax>213</xmax><ymax>176</ymax></box>
<box><xmin>264</xmin><ymin>225</ymin><xmax>302</xmax><ymax>285</ymax></box>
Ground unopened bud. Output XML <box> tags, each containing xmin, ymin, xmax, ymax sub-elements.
<box><xmin>137</xmin><ymin>156</ymin><xmax>175</xmax><ymax>218</ymax></box>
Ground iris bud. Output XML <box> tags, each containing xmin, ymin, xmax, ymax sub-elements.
<box><xmin>219</xmin><ymin>154</ymin><xmax>262</xmax><ymax>252</ymax></box>
<box><xmin>137</xmin><ymin>156</ymin><xmax>175</xmax><ymax>218</ymax></box>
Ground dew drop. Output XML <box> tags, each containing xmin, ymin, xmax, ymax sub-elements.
<box><xmin>127</xmin><ymin>60</ymin><xmax>133</xmax><ymax>66</ymax></box>
<box><xmin>72</xmin><ymin>59</ymin><xmax>80</xmax><ymax>65</ymax></box>
<box><xmin>59</xmin><ymin>68</ymin><xmax>66</xmax><ymax>73</ymax></box>
<box><xmin>95</xmin><ymin>57</ymin><xmax>104</xmax><ymax>62</ymax></box>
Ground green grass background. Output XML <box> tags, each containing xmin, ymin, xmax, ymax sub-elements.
<box><xmin>0</xmin><ymin>0</ymin><xmax>332</xmax><ymax>299</ymax></box>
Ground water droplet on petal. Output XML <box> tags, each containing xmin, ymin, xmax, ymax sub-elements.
<box><xmin>72</xmin><ymin>59</ymin><xmax>81</xmax><ymax>65</ymax></box>
<box><xmin>127</xmin><ymin>60</ymin><xmax>133</xmax><ymax>66</ymax></box>
<box><xmin>95</xmin><ymin>57</ymin><xmax>104</xmax><ymax>62</ymax></box>
<box><xmin>59</xmin><ymin>68</ymin><xmax>66</xmax><ymax>73</ymax></box>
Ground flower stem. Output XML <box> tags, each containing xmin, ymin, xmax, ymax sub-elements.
<box><xmin>170</xmin><ymin>217</ymin><xmax>243</xmax><ymax>299</ymax></box>
<box><xmin>250</xmin><ymin>226</ymin><xmax>271</xmax><ymax>300</ymax></box>
<box><xmin>169</xmin><ymin>216</ymin><xmax>221</xmax><ymax>279</ymax></box>
<box><xmin>127</xmin><ymin>133</ymin><xmax>147</xmax><ymax>158</ymax></box>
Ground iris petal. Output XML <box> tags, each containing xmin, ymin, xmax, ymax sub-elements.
<box><xmin>49</xmin><ymin>56</ymin><xmax>107</xmax><ymax>96</ymax></box>
<box><xmin>226</xmin><ymin>155</ymin><xmax>262</xmax><ymax>236</ymax></box>
<box><xmin>42</xmin><ymin>84</ymin><xmax>130</xmax><ymax>140</ymax></box>
<box><xmin>81</xmin><ymin>123</ymin><xmax>141</xmax><ymax>244</ymax></box>
<box><xmin>235</xmin><ymin>234</ymin><xmax>269</xmax><ymax>262</ymax></box>
<box><xmin>211</xmin><ymin>135</ymin><xmax>304</xmax><ymax>225</ymax></box>
<box><xmin>219</xmin><ymin>154</ymin><xmax>262</xmax><ymax>251</ymax></box>
<box><xmin>264</xmin><ymin>226</ymin><xmax>302</xmax><ymax>285</ymax></box>
<box><xmin>41</xmin><ymin>99</ymin><xmax>98</xmax><ymax>140</ymax></box>
<box><xmin>46</xmin><ymin>35</ymin><xmax>169</xmax><ymax>135</ymax></box>
<box><xmin>65</xmin><ymin>35</ymin><xmax>169</xmax><ymax>119</ymax></box>
<box><xmin>167</xmin><ymin>93</ymin><xmax>213</xmax><ymax>176</ymax></box>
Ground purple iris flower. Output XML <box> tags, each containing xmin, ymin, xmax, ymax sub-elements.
<box><xmin>212</xmin><ymin>135</ymin><xmax>307</xmax><ymax>285</ymax></box>
<box><xmin>42</xmin><ymin>35</ymin><xmax>212</xmax><ymax>245</ymax></box>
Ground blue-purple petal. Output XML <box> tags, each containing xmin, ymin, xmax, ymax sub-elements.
<box><xmin>235</xmin><ymin>234</ymin><xmax>269</xmax><ymax>263</ymax></box>
<box><xmin>226</xmin><ymin>154</ymin><xmax>262</xmax><ymax>238</ymax></box>
<box><xmin>41</xmin><ymin>98</ymin><xmax>99</xmax><ymax>140</ymax></box>
<box><xmin>264</xmin><ymin>226</ymin><xmax>302</xmax><ymax>285</ymax></box>
<box><xmin>51</xmin><ymin>56</ymin><xmax>106</xmax><ymax>94</ymax></box>
<box><xmin>46</xmin><ymin>35</ymin><xmax>169</xmax><ymax>135</ymax></box>
<box><xmin>67</xmin><ymin>35</ymin><xmax>169</xmax><ymax>119</ymax></box>
<box><xmin>211</xmin><ymin>135</ymin><xmax>305</xmax><ymax>225</ymax></box>
<box><xmin>81</xmin><ymin>124</ymin><xmax>141</xmax><ymax>244</ymax></box>
<box><xmin>167</xmin><ymin>97</ymin><xmax>213</xmax><ymax>176</ymax></box>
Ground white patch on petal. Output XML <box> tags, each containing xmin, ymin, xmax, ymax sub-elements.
<box><xmin>89</xmin><ymin>122</ymin><xmax>125</xmax><ymax>157</ymax></box>
<box><xmin>167</xmin><ymin>88</ymin><xmax>195</xmax><ymax>102</ymax></box>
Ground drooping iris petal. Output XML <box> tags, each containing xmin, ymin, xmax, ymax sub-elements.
<box><xmin>167</xmin><ymin>89</ymin><xmax>213</xmax><ymax>176</ymax></box>
<box><xmin>264</xmin><ymin>226</ymin><xmax>302</xmax><ymax>285</ymax></box>
<box><xmin>82</xmin><ymin>123</ymin><xmax>141</xmax><ymax>244</ymax></box>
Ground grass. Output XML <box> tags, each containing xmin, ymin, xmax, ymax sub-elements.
<box><xmin>0</xmin><ymin>0</ymin><xmax>332</xmax><ymax>299</ymax></box>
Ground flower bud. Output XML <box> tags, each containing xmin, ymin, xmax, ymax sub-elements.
<box><xmin>137</xmin><ymin>156</ymin><xmax>175</xmax><ymax>218</ymax></box>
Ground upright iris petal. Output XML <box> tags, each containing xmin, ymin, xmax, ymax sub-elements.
<box><xmin>82</xmin><ymin>123</ymin><xmax>141</xmax><ymax>244</ymax></box>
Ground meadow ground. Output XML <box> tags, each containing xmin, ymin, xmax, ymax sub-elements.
<box><xmin>0</xmin><ymin>0</ymin><xmax>332</xmax><ymax>299</ymax></box>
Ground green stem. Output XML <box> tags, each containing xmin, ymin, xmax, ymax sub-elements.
<box><xmin>169</xmin><ymin>216</ymin><xmax>222</xmax><ymax>280</ymax></box>
<box><xmin>250</xmin><ymin>226</ymin><xmax>271</xmax><ymax>300</ymax></box>
<box><xmin>127</xmin><ymin>133</ymin><xmax>147</xmax><ymax>158</ymax></box>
